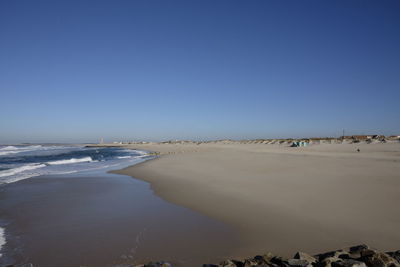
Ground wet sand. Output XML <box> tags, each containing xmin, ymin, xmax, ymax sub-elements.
<box><xmin>113</xmin><ymin>142</ymin><xmax>400</xmax><ymax>258</ymax></box>
<box><xmin>0</xmin><ymin>172</ymin><xmax>240</xmax><ymax>267</ymax></box>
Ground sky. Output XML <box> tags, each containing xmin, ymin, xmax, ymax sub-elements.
<box><xmin>1</xmin><ymin>0</ymin><xmax>399</xmax><ymax>143</ymax></box>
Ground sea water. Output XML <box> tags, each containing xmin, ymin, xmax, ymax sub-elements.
<box><xmin>0</xmin><ymin>145</ymin><xmax>150</xmax><ymax>185</ymax></box>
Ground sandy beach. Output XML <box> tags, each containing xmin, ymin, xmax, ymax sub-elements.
<box><xmin>111</xmin><ymin>141</ymin><xmax>400</xmax><ymax>258</ymax></box>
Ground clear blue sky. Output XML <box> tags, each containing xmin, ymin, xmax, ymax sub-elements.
<box><xmin>1</xmin><ymin>0</ymin><xmax>399</xmax><ymax>143</ymax></box>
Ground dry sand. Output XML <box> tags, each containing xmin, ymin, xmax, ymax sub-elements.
<box><xmin>111</xmin><ymin>142</ymin><xmax>400</xmax><ymax>258</ymax></box>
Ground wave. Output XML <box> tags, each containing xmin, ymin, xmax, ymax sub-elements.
<box><xmin>0</xmin><ymin>148</ymin><xmax>151</xmax><ymax>185</ymax></box>
<box><xmin>47</xmin><ymin>157</ymin><xmax>93</xmax><ymax>165</ymax></box>
<box><xmin>0</xmin><ymin>164</ymin><xmax>46</xmax><ymax>178</ymax></box>
<box><xmin>0</xmin><ymin>146</ymin><xmax>19</xmax><ymax>151</ymax></box>
<box><xmin>0</xmin><ymin>145</ymin><xmax>44</xmax><ymax>156</ymax></box>
<box><xmin>0</xmin><ymin>145</ymin><xmax>42</xmax><ymax>151</ymax></box>
<box><xmin>0</xmin><ymin>150</ymin><xmax>21</xmax><ymax>156</ymax></box>
<box><xmin>0</xmin><ymin>227</ymin><xmax>4</xmax><ymax>258</ymax></box>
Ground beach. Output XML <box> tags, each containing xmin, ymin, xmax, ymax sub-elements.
<box><xmin>0</xmin><ymin>146</ymin><xmax>240</xmax><ymax>267</ymax></box>
<box><xmin>111</xmin><ymin>141</ymin><xmax>400</xmax><ymax>259</ymax></box>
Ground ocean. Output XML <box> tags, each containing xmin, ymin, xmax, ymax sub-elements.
<box><xmin>0</xmin><ymin>145</ymin><xmax>150</xmax><ymax>185</ymax></box>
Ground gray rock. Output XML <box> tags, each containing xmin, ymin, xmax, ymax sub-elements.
<box><xmin>287</xmin><ymin>258</ymin><xmax>312</xmax><ymax>267</ymax></box>
<box><xmin>269</xmin><ymin>256</ymin><xmax>288</xmax><ymax>266</ymax></box>
<box><xmin>320</xmin><ymin>256</ymin><xmax>342</xmax><ymax>267</ymax></box>
<box><xmin>243</xmin><ymin>259</ymin><xmax>259</xmax><ymax>266</ymax></box>
<box><xmin>331</xmin><ymin>259</ymin><xmax>366</xmax><ymax>267</ymax></box>
<box><xmin>261</xmin><ymin>252</ymin><xmax>275</xmax><ymax>263</ymax></box>
<box><xmin>203</xmin><ymin>264</ymin><xmax>219</xmax><ymax>267</ymax></box>
<box><xmin>387</xmin><ymin>251</ymin><xmax>400</xmax><ymax>264</ymax></box>
<box><xmin>349</xmin><ymin>245</ymin><xmax>369</xmax><ymax>254</ymax></box>
<box><xmin>359</xmin><ymin>249</ymin><xmax>377</xmax><ymax>258</ymax></box>
<box><xmin>362</xmin><ymin>252</ymin><xmax>400</xmax><ymax>267</ymax></box>
<box><xmin>293</xmin><ymin>252</ymin><xmax>317</xmax><ymax>263</ymax></box>
<box><xmin>252</xmin><ymin>255</ymin><xmax>267</xmax><ymax>264</ymax></box>
<box><xmin>144</xmin><ymin>262</ymin><xmax>172</xmax><ymax>267</ymax></box>
<box><xmin>317</xmin><ymin>250</ymin><xmax>348</xmax><ymax>262</ymax></box>
<box><xmin>220</xmin><ymin>260</ymin><xmax>244</xmax><ymax>267</ymax></box>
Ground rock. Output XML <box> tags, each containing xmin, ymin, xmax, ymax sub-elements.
<box><xmin>293</xmin><ymin>252</ymin><xmax>317</xmax><ymax>263</ymax></box>
<box><xmin>287</xmin><ymin>258</ymin><xmax>312</xmax><ymax>267</ymax></box>
<box><xmin>387</xmin><ymin>251</ymin><xmax>400</xmax><ymax>264</ymax></box>
<box><xmin>349</xmin><ymin>245</ymin><xmax>369</xmax><ymax>254</ymax></box>
<box><xmin>320</xmin><ymin>256</ymin><xmax>344</xmax><ymax>267</ymax></box>
<box><xmin>338</xmin><ymin>254</ymin><xmax>351</xmax><ymax>260</ymax></box>
<box><xmin>253</xmin><ymin>255</ymin><xmax>267</xmax><ymax>264</ymax></box>
<box><xmin>114</xmin><ymin>246</ymin><xmax>400</xmax><ymax>267</ymax></box>
<box><xmin>261</xmin><ymin>252</ymin><xmax>275</xmax><ymax>263</ymax></box>
<box><xmin>220</xmin><ymin>260</ymin><xmax>244</xmax><ymax>267</ymax></box>
<box><xmin>143</xmin><ymin>262</ymin><xmax>172</xmax><ymax>267</ymax></box>
<box><xmin>269</xmin><ymin>256</ymin><xmax>288</xmax><ymax>266</ymax></box>
<box><xmin>317</xmin><ymin>250</ymin><xmax>348</xmax><ymax>262</ymax></box>
<box><xmin>359</xmin><ymin>249</ymin><xmax>377</xmax><ymax>258</ymax></box>
<box><xmin>331</xmin><ymin>259</ymin><xmax>367</xmax><ymax>267</ymax></box>
<box><xmin>362</xmin><ymin>252</ymin><xmax>400</xmax><ymax>267</ymax></box>
<box><xmin>243</xmin><ymin>259</ymin><xmax>259</xmax><ymax>266</ymax></box>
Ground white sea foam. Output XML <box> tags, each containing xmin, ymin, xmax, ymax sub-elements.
<box><xmin>0</xmin><ymin>148</ymin><xmax>151</xmax><ymax>185</ymax></box>
<box><xmin>0</xmin><ymin>146</ymin><xmax>19</xmax><ymax>151</ymax></box>
<box><xmin>132</xmin><ymin>150</ymin><xmax>149</xmax><ymax>156</ymax></box>
<box><xmin>0</xmin><ymin>151</ymin><xmax>20</xmax><ymax>156</ymax></box>
<box><xmin>0</xmin><ymin>227</ymin><xmax>4</xmax><ymax>258</ymax></box>
<box><xmin>0</xmin><ymin>164</ymin><xmax>46</xmax><ymax>178</ymax></box>
<box><xmin>47</xmin><ymin>157</ymin><xmax>93</xmax><ymax>165</ymax></box>
<box><xmin>0</xmin><ymin>145</ymin><xmax>44</xmax><ymax>156</ymax></box>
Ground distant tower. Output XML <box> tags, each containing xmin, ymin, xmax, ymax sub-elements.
<box><xmin>100</xmin><ymin>137</ymin><xmax>104</xmax><ymax>144</ymax></box>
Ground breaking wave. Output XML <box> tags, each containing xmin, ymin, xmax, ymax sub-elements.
<box><xmin>0</xmin><ymin>164</ymin><xmax>46</xmax><ymax>178</ymax></box>
<box><xmin>0</xmin><ymin>146</ymin><xmax>151</xmax><ymax>185</ymax></box>
<box><xmin>47</xmin><ymin>157</ymin><xmax>94</xmax><ymax>165</ymax></box>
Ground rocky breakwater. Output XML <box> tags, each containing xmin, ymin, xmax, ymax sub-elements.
<box><xmin>202</xmin><ymin>245</ymin><xmax>400</xmax><ymax>267</ymax></box>
<box><xmin>128</xmin><ymin>245</ymin><xmax>400</xmax><ymax>267</ymax></box>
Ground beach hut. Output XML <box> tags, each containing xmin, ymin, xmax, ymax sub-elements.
<box><xmin>291</xmin><ymin>141</ymin><xmax>309</xmax><ymax>147</ymax></box>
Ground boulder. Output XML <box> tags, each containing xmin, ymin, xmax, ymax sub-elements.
<box><xmin>287</xmin><ymin>258</ymin><xmax>312</xmax><ymax>267</ymax></box>
<box><xmin>143</xmin><ymin>262</ymin><xmax>172</xmax><ymax>267</ymax></box>
<box><xmin>253</xmin><ymin>255</ymin><xmax>266</xmax><ymax>264</ymax></box>
<box><xmin>243</xmin><ymin>259</ymin><xmax>259</xmax><ymax>266</ymax></box>
<box><xmin>317</xmin><ymin>250</ymin><xmax>348</xmax><ymax>262</ymax></box>
<box><xmin>387</xmin><ymin>251</ymin><xmax>400</xmax><ymax>264</ymax></box>
<box><xmin>261</xmin><ymin>252</ymin><xmax>275</xmax><ymax>263</ymax></box>
<box><xmin>220</xmin><ymin>260</ymin><xmax>244</xmax><ymax>267</ymax></box>
<box><xmin>320</xmin><ymin>256</ymin><xmax>341</xmax><ymax>267</ymax></box>
<box><xmin>331</xmin><ymin>259</ymin><xmax>366</xmax><ymax>267</ymax></box>
<box><xmin>293</xmin><ymin>252</ymin><xmax>317</xmax><ymax>264</ymax></box>
<box><xmin>349</xmin><ymin>245</ymin><xmax>369</xmax><ymax>254</ymax></box>
<box><xmin>269</xmin><ymin>256</ymin><xmax>288</xmax><ymax>266</ymax></box>
<box><xmin>362</xmin><ymin>252</ymin><xmax>400</xmax><ymax>267</ymax></box>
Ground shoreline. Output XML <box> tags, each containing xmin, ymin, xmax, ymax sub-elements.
<box><xmin>110</xmin><ymin>141</ymin><xmax>400</xmax><ymax>258</ymax></box>
<box><xmin>0</xmin><ymin>172</ymin><xmax>240</xmax><ymax>267</ymax></box>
